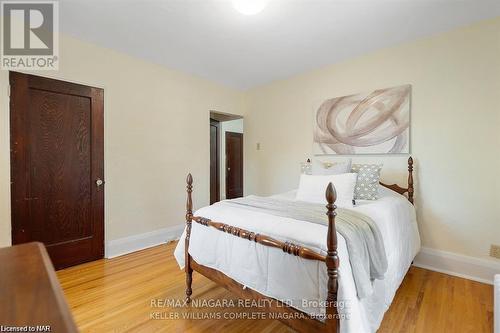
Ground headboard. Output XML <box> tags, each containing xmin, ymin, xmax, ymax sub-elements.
<box><xmin>379</xmin><ymin>157</ymin><xmax>414</xmax><ymax>204</ymax></box>
<box><xmin>304</xmin><ymin>156</ymin><xmax>415</xmax><ymax>204</ymax></box>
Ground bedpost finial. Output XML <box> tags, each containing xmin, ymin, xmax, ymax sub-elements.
<box><xmin>326</xmin><ymin>182</ymin><xmax>337</xmax><ymax>204</ymax></box>
<box><xmin>186</xmin><ymin>173</ymin><xmax>193</xmax><ymax>217</ymax></box>
<box><xmin>407</xmin><ymin>157</ymin><xmax>414</xmax><ymax>204</ymax></box>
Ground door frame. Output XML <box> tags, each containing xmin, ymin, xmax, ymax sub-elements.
<box><xmin>225</xmin><ymin>131</ymin><xmax>243</xmax><ymax>199</ymax></box>
<box><xmin>210</xmin><ymin>119</ymin><xmax>220</xmax><ymax>204</ymax></box>
<box><xmin>9</xmin><ymin>71</ymin><xmax>105</xmax><ymax>268</ymax></box>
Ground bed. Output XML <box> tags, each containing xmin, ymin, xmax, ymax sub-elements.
<box><xmin>174</xmin><ymin>157</ymin><xmax>419</xmax><ymax>333</ymax></box>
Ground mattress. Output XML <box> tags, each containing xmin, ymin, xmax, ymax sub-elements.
<box><xmin>174</xmin><ymin>187</ymin><xmax>420</xmax><ymax>333</ymax></box>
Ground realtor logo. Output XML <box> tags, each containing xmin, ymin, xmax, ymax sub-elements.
<box><xmin>1</xmin><ymin>1</ymin><xmax>59</xmax><ymax>70</ymax></box>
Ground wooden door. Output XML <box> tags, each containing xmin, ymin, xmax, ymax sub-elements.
<box><xmin>225</xmin><ymin>132</ymin><xmax>243</xmax><ymax>199</ymax></box>
<box><xmin>10</xmin><ymin>72</ymin><xmax>104</xmax><ymax>269</ymax></box>
<box><xmin>209</xmin><ymin>119</ymin><xmax>220</xmax><ymax>204</ymax></box>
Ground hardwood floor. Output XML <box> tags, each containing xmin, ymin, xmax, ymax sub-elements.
<box><xmin>57</xmin><ymin>242</ymin><xmax>493</xmax><ymax>333</ymax></box>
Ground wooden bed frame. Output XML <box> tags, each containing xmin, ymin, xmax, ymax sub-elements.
<box><xmin>184</xmin><ymin>157</ymin><xmax>414</xmax><ymax>333</ymax></box>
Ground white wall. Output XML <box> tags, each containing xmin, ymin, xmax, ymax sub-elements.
<box><xmin>219</xmin><ymin>119</ymin><xmax>244</xmax><ymax>199</ymax></box>
<box><xmin>244</xmin><ymin>17</ymin><xmax>500</xmax><ymax>260</ymax></box>
<box><xmin>0</xmin><ymin>34</ymin><xmax>245</xmax><ymax>248</ymax></box>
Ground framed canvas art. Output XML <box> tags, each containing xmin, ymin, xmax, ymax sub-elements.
<box><xmin>313</xmin><ymin>84</ymin><xmax>411</xmax><ymax>155</ymax></box>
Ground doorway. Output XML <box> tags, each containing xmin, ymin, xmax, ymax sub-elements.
<box><xmin>10</xmin><ymin>72</ymin><xmax>104</xmax><ymax>269</ymax></box>
<box><xmin>209</xmin><ymin>119</ymin><xmax>220</xmax><ymax>204</ymax></box>
<box><xmin>225</xmin><ymin>131</ymin><xmax>243</xmax><ymax>199</ymax></box>
<box><xmin>209</xmin><ymin>111</ymin><xmax>243</xmax><ymax>203</ymax></box>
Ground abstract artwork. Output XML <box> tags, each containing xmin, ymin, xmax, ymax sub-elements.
<box><xmin>313</xmin><ymin>85</ymin><xmax>410</xmax><ymax>155</ymax></box>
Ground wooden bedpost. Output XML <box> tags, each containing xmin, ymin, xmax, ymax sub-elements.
<box><xmin>407</xmin><ymin>157</ymin><xmax>414</xmax><ymax>204</ymax></box>
<box><xmin>325</xmin><ymin>182</ymin><xmax>339</xmax><ymax>333</ymax></box>
<box><xmin>185</xmin><ymin>173</ymin><xmax>193</xmax><ymax>303</ymax></box>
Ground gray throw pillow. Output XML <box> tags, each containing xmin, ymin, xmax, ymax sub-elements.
<box><xmin>351</xmin><ymin>164</ymin><xmax>383</xmax><ymax>200</ymax></box>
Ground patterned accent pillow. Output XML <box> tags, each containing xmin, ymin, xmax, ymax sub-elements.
<box><xmin>311</xmin><ymin>159</ymin><xmax>352</xmax><ymax>175</ymax></box>
<box><xmin>351</xmin><ymin>164</ymin><xmax>383</xmax><ymax>200</ymax></box>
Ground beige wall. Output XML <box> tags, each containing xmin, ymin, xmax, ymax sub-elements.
<box><xmin>0</xmin><ymin>34</ymin><xmax>245</xmax><ymax>247</ymax></box>
<box><xmin>244</xmin><ymin>18</ymin><xmax>500</xmax><ymax>259</ymax></box>
<box><xmin>1</xmin><ymin>18</ymin><xmax>499</xmax><ymax>263</ymax></box>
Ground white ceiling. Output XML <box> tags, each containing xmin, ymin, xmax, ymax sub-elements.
<box><xmin>60</xmin><ymin>0</ymin><xmax>500</xmax><ymax>90</ymax></box>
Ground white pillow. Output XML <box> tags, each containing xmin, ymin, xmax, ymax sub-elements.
<box><xmin>311</xmin><ymin>159</ymin><xmax>352</xmax><ymax>175</ymax></box>
<box><xmin>296</xmin><ymin>173</ymin><xmax>358</xmax><ymax>208</ymax></box>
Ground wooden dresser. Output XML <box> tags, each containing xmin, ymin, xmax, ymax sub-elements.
<box><xmin>0</xmin><ymin>242</ymin><xmax>78</xmax><ymax>332</ymax></box>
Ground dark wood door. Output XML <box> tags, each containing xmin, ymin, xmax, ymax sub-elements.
<box><xmin>225</xmin><ymin>131</ymin><xmax>243</xmax><ymax>199</ymax></box>
<box><xmin>209</xmin><ymin>119</ymin><xmax>220</xmax><ymax>204</ymax></box>
<box><xmin>10</xmin><ymin>72</ymin><xmax>104</xmax><ymax>269</ymax></box>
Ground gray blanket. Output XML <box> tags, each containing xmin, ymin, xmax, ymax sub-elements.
<box><xmin>223</xmin><ymin>195</ymin><xmax>388</xmax><ymax>299</ymax></box>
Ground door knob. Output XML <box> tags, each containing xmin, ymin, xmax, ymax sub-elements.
<box><xmin>96</xmin><ymin>178</ymin><xmax>104</xmax><ymax>187</ymax></box>
<box><xmin>227</xmin><ymin>167</ymin><xmax>231</xmax><ymax>171</ymax></box>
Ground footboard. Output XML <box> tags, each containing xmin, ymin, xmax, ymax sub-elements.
<box><xmin>183</xmin><ymin>174</ymin><xmax>340</xmax><ymax>333</ymax></box>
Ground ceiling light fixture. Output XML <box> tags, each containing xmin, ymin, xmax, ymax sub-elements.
<box><xmin>232</xmin><ymin>0</ymin><xmax>269</xmax><ymax>15</ymax></box>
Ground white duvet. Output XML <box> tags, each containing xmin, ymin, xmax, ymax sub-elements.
<box><xmin>174</xmin><ymin>187</ymin><xmax>420</xmax><ymax>333</ymax></box>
